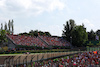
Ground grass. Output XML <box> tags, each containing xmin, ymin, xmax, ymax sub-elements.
<box><xmin>0</xmin><ymin>52</ymin><xmax>45</xmax><ymax>56</ymax></box>
<box><xmin>0</xmin><ymin>49</ymin><xmax>71</xmax><ymax>54</ymax></box>
<box><xmin>0</xmin><ymin>54</ymin><xmax>23</xmax><ymax>56</ymax></box>
<box><xmin>0</xmin><ymin>51</ymin><xmax>80</xmax><ymax>56</ymax></box>
<box><xmin>1</xmin><ymin>47</ymin><xmax>99</xmax><ymax>56</ymax></box>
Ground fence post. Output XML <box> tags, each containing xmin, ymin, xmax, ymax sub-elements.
<box><xmin>47</xmin><ymin>53</ymin><xmax>48</xmax><ymax>59</ymax></box>
<box><xmin>18</xmin><ymin>56</ymin><xmax>21</xmax><ymax>66</ymax></box>
<box><xmin>37</xmin><ymin>54</ymin><xmax>38</xmax><ymax>62</ymax></box>
<box><xmin>30</xmin><ymin>55</ymin><xmax>35</xmax><ymax>67</ymax></box>
<box><xmin>26</xmin><ymin>56</ymin><xmax>27</xmax><ymax>67</ymax></box>
<box><xmin>9</xmin><ymin>56</ymin><xmax>13</xmax><ymax>67</ymax></box>
<box><xmin>14</xmin><ymin>55</ymin><xmax>21</xmax><ymax>66</ymax></box>
<box><xmin>11</xmin><ymin>56</ymin><xmax>14</xmax><ymax>66</ymax></box>
<box><xmin>23</xmin><ymin>55</ymin><xmax>28</xmax><ymax>67</ymax></box>
<box><xmin>4</xmin><ymin>56</ymin><xmax>10</xmax><ymax>67</ymax></box>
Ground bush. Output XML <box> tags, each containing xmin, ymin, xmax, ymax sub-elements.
<box><xmin>2</xmin><ymin>46</ymin><xmax>8</xmax><ymax>51</ymax></box>
<box><xmin>87</xmin><ymin>41</ymin><xmax>94</xmax><ymax>46</ymax></box>
<box><xmin>0</xmin><ymin>47</ymin><xmax>3</xmax><ymax>52</ymax></box>
<box><xmin>97</xmin><ymin>41</ymin><xmax>100</xmax><ymax>46</ymax></box>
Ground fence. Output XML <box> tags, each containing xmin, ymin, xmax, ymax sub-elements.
<box><xmin>2</xmin><ymin>46</ymin><xmax>100</xmax><ymax>67</ymax></box>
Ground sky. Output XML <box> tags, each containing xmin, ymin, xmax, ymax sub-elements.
<box><xmin>0</xmin><ymin>0</ymin><xmax>100</xmax><ymax>36</ymax></box>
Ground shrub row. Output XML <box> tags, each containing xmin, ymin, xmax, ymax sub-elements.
<box><xmin>0</xmin><ymin>49</ymin><xmax>74</xmax><ymax>54</ymax></box>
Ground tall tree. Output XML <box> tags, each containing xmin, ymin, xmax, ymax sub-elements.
<box><xmin>4</xmin><ymin>22</ymin><xmax>7</xmax><ymax>31</ymax></box>
<box><xmin>88</xmin><ymin>29</ymin><xmax>96</xmax><ymax>41</ymax></box>
<box><xmin>45</xmin><ymin>32</ymin><xmax>51</xmax><ymax>36</ymax></box>
<box><xmin>38</xmin><ymin>31</ymin><xmax>44</xmax><ymax>36</ymax></box>
<box><xmin>62</xmin><ymin>19</ymin><xmax>75</xmax><ymax>42</ymax></box>
<box><xmin>33</xmin><ymin>30</ymin><xmax>38</xmax><ymax>37</ymax></box>
<box><xmin>72</xmin><ymin>25</ymin><xmax>88</xmax><ymax>47</ymax></box>
<box><xmin>29</xmin><ymin>30</ymin><xmax>34</xmax><ymax>34</ymax></box>
<box><xmin>0</xmin><ymin>30</ymin><xmax>8</xmax><ymax>47</ymax></box>
<box><xmin>29</xmin><ymin>30</ymin><xmax>34</xmax><ymax>36</ymax></box>
<box><xmin>1</xmin><ymin>23</ymin><xmax>3</xmax><ymax>30</ymax></box>
<box><xmin>29</xmin><ymin>30</ymin><xmax>38</xmax><ymax>36</ymax></box>
<box><xmin>96</xmin><ymin>30</ymin><xmax>100</xmax><ymax>36</ymax></box>
<box><xmin>11</xmin><ymin>19</ymin><xmax>14</xmax><ymax>34</ymax></box>
<box><xmin>29</xmin><ymin>30</ymin><xmax>51</xmax><ymax>36</ymax></box>
<box><xmin>8</xmin><ymin>20</ymin><xmax>11</xmax><ymax>33</ymax></box>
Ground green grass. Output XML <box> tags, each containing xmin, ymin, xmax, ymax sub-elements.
<box><xmin>0</xmin><ymin>52</ymin><xmax>45</xmax><ymax>56</ymax></box>
<box><xmin>0</xmin><ymin>47</ymin><xmax>95</xmax><ymax>56</ymax></box>
<box><xmin>0</xmin><ymin>49</ymin><xmax>71</xmax><ymax>54</ymax></box>
<box><xmin>1</xmin><ymin>47</ymin><xmax>100</xmax><ymax>56</ymax></box>
<box><xmin>0</xmin><ymin>51</ymin><xmax>80</xmax><ymax>56</ymax></box>
<box><xmin>0</xmin><ymin>54</ymin><xmax>23</xmax><ymax>56</ymax></box>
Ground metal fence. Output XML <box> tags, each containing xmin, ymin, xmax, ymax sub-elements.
<box><xmin>2</xmin><ymin>46</ymin><xmax>100</xmax><ymax>67</ymax></box>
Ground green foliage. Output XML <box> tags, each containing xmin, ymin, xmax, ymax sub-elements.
<box><xmin>33</xmin><ymin>30</ymin><xmax>38</xmax><ymax>37</ymax></box>
<box><xmin>45</xmin><ymin>32</ymin><xmax>51</xmax><ymax>36</ymax></box>
<box><xmin>0</xmin><ymin>20</ymin><xmax>14</xmax><ymax>34</ymax></box>
<box><xmin>11</xmin><ymin>19</ymin><xmax>14</xmax><ymax>33</ymax></box>
<box><xmin>8</xmin><ymin>20</ymin><xmax>11</xmax><ymax>32</ymax></box>
<box><xmin>38</xmin><ymin>31</ymin><xmax>44</xmax><ymax>35</ymax></box>
<box><xmin>72</xmin><ymin>25</ymin><xmax>88</xmax><ymax>47</ymax></box>
<box><xmin>4</xmin><ymin>22</ymin><xmax>7</xmax><ymax>31</ymax></box>
<box><xmin>96</xmin><ymin>30</ymin><xmax>100</xmax><ymax>36</ymax></box>
<box><xmin>87</xmin><ymin>41</ymin><xmax>94</xmax><ymax>46</ymax></box>
<box><xmin>0</xmin><ymin>30</ymin><xmax>8</xmax><ymax>46</ymax></box>
<box><xmin>1</xmin><ymin>23</ymin><xmax>3</xmax><ymax>30</ymax></box>
<box><xmin>2</xmin><ymin>46</ymin><xmax>8</xmax><ymax>51</ymax></box>
<box><xmin>62</xmin><ymin>20</ymin><xmax>88</xmax><ymax>47</ymax></box>
<box><xmin>62</xmin><ymin>19</ymin><xmax>75</xmax><ymax>42</ymax></box>
<box><xmin>97</xmin><ymin>41</ymin><xmax>100</xmax><ymax>45</ymax></box>
<box><xmin>88</xmin><ymin>29</ymin><xmax>96</xmax><ymax>41</ymax></box>
<box><xmin>0</xmin><ymin>30</ymin><xmax>8</xmax><ymax>42</ymax></box>
<box><xmin>86</xmin><ymin>46</ymin><xmax>89</xmax><ymax>47</ymax></box>
<box><xmin>19</xmin><ymin>30</ymin><xmax>51</xmax><ymax>36</ymax></box>
<box><xmin>0</xmin><ymin>47</ymin><xmax>3</xmax><ymax>51</ymax></box>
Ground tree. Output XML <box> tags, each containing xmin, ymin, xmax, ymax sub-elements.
<box><xmin>45</xmin><ymin>32</ymin><xmax>51</xmax><ymax>36</ymax></box>
<box><xmin>96</xmin><ymin>30</ymin><xmax>100</xmax><ymax>36</ymax></box>
<box><xmin>1</xmin><ymin>23</ymin><xmax>3</xmax><ymax>30</ymax></box>
<box><xmin>97</xmin><ymin>41</ymin><xmax>100</xmax><ymax>46</ymax></box>
<box><xmin>29</xmin><ymin>30</ymin><xmax>34</xmax><ymax>34</ymax></box>
<box><xmin>8</xmin><ymin>20</ymin><xmax>11</xmax><ymax>33</ymax></box>
<box><xmin>33</xmin><ymin>30</ymin><xmax>38</xmax><ymax>37</ymax></box>
<box><xmin>72</xmin><ymin>25</ymin><xmax>88</xmax><ymax>47</ymax></box>
<box><xmin>88</xmin><ymin>29</ymin><xmax>96</xmax><ymax>41</ymax></box>
<box><xmin>4</xmin><ymin>22</ymin><xmax>7</xmax><ymax>31</ymax></box>
<box><xmin>0</xmin><ymin>30</ymin><xmax>8</xmax><ymax>47</ymax></box>
<box><xmin>38</xmin><ymin>31</ymin><xmax>44</xmax><ymax>36</ymax></box>
<box><xmin>62</xmin><ymin>19</ymin><xmax>75</xmax><ymax>42</ymax></box>
<box><xmin>87</xmin><ymin>41</ymin><xmax>94</xmax><ymax>46</ymax></box>
<box><xmin>29</xmin><ymin>30</ymin><xmax>38</xmax><ymax>36</ymax></box>
<box><xmin>29</xmin><ymin>30</ymin><xmax>34</xmax><ymax>36</ymax></box>
<box><xmin>11</xmin><ymin>19</ymin><xmax>14</xmax><ymax>34</ymax></box>
<box><xmin>19</xmin><ymin>32</ymin><xmax>28</xmax><ymax>36</ymax></box>
<box><xmin>20</xmin><ymin>30</ymin><xmax>51</xmax><ymax>37</ymax></box>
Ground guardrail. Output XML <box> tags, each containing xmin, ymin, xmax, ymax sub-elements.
<box><xmin>2</xmin><ymin>46</ymin><xmax>100</xmax><ymax>67</ymax></box>
<box><xmin>4</xmin><ymin>51</ymin><xmax>82</xmax><ymax>67</ymax></box>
